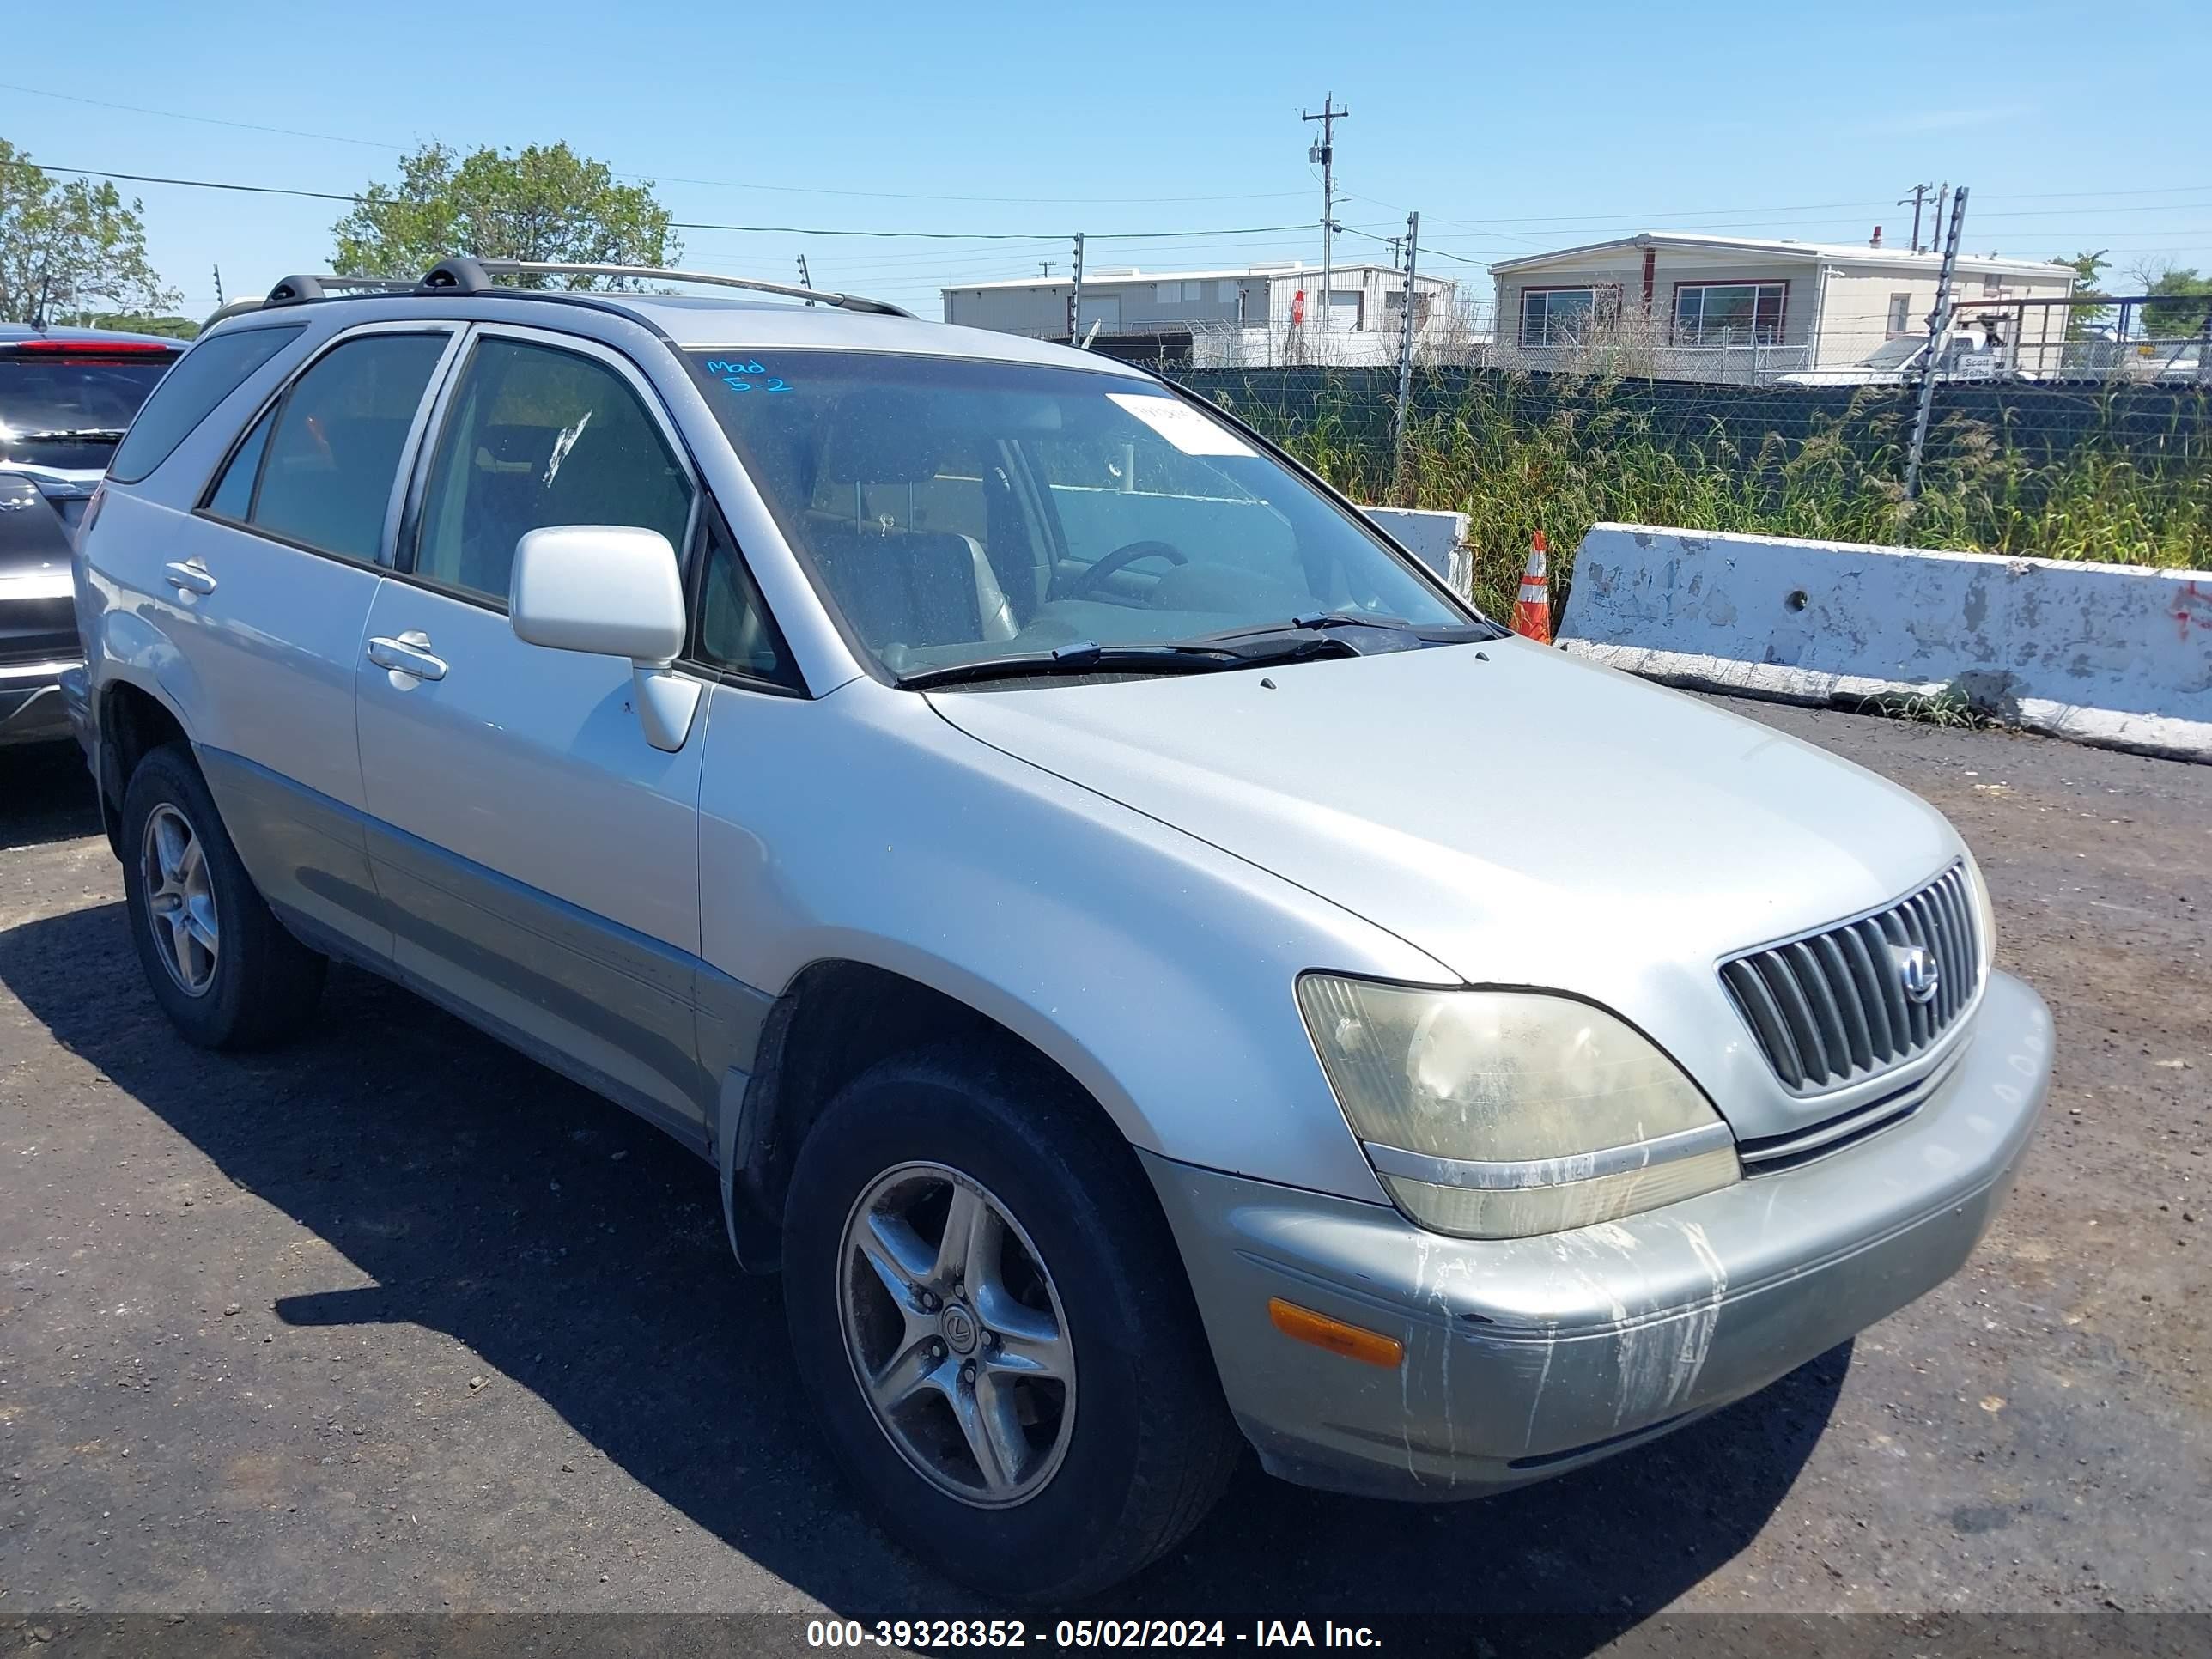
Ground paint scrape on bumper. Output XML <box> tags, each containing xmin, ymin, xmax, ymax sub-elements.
<box><xmin>1144</xmin><ymin>970</ymin><xmax>2052</xmax><ymax>1500</ymax></box>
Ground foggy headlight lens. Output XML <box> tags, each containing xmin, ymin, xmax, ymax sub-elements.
<box><xmin>1296</xmin><ymin>975</ymin><xmax>1740</xmax><ymax>1239</ymax></box>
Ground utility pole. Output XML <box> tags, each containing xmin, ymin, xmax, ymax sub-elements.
<box><xmin>1898</xmin><ymin>183</ymin><xmax>1933</xmax><ymax>253</ymax></box>
<box><xmin>1932</xmin><ymin>182</ymin><xmax>1949</xmax><ymax>247</ymax></box>
<box><xmin>1392</xmin><ymin>211</ymin><xmax>1421</xmax><ymax>495</ymax></box>
<box><xmin>1905</xmin><ymin>185</ymin><xmax>1967</xmax><ymax>502</ymax></box>
<box><xmin>1039</xmin><ymin>260</ymin><xmax>1054</xmax><ymax>278</ymax></box>
<box><xmin>211</xmin><ymin>264</ymin><xmax>226</xmax><ymax>307</ymax></box>
<box><xmin>795</xmin><ymin>254</ymin><xmax>814</xmax><ymax>305</ymax></box>
<box><xmin>1069</xmin><ymin>232</ymin><xmax>1085</xmax><ymax>347</ymax></box>
<box><xmin>1303</xmin><ymin>93</ymin><xmax>1349</xmax><ymax>350</ymax></box>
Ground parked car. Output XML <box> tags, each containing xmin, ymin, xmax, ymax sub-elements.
<box><xmin>1774</xmin><ymin>324</ymin><xmax>2014</xmax><ymax>386</ymax></box>
<box><xmin>2</xmin><ymin>324</ymin><xmax>182</xmax><ymax>746</ymax></box>
<box><xmin>69</xmin><ymin>259</ymin><xmax>2053</xmax><ymax>1601</ymax></box>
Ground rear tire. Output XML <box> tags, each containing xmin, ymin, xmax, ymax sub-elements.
<box><xmin>119</xmin><ymin>742</ymin><xmax>326</xmax><ymax>1050</ymax></box>
<box><xmin>782</xmin><ymin>1046</ymin><xmax>1241</xmax><ymax>1602</ymax></box>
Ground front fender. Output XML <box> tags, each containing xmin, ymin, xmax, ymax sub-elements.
<box><xmin>696</xmin><ymin>678</ymin><xmax>1455</xmax><ymax>1202</ymax></box>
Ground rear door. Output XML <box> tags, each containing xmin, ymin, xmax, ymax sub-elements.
<box><xmin>354</xmin><ymin>324</ymin><xmax>714</xmax><ymax>1143</ymax></box>
<box><xmin>166</xmin><ymin>323</ymin><xmax>462</xmax><ymax>960</ymax></box>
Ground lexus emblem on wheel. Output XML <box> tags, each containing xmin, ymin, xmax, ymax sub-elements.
<box><xmin>1893</xmin><ymin>944</ymin><xmax>1941</xmax><ymax>1006</ymax></box>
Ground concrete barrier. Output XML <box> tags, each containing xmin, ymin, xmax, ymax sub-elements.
<box><xmin>1362</xmin><ymin>507</ymin><xmax>1469</xmax><ymax>590</ymax></box>
<box><xmin>1557</xmin><ymin>522</ymin><xmax>2212</xmax><ymax>763</ymax></box>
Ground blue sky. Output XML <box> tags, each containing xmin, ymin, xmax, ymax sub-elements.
<box><xmin>4</xmin><ymin>0</ymin><xmax>2207</xmax><ymax>322</ymax></box>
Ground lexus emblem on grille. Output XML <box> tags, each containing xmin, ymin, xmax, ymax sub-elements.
<box><xmin>1893</xmin><ymin>944</ymin><xmax>1941</xmax><ymax>1006</ymax></box>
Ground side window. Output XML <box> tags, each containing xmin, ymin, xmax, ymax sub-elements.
<box><xmin>415</xmin><ymin>338</ymin><xmax>692</xmax><ymax>605</ymax></box>
<box><xmin>203</xmin><ymin>406</ymin><xmax>274</xmax><ymax>521</ymax></box>
<box><xmin>108</xmin><ymin>325</ymin><xmax>304</xmax><ymax>484</ymax></box>
<box><xmin>247</xmin><ymin>332</ymin><xmax>450</xmax><ymax>562</ymax></box>
<box><xmin>694</xmin><ymin>516</ymin><xmax>800</xmax><ymax>690</ymax></box>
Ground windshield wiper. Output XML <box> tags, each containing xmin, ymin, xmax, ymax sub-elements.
<box><xmin>900</xmin><ymin>634</ymin><xmax>1353</xmax><ymax>690</ymax></box>
<box><xmin>1189</xmin><ymin>611</ymin><xmax>1504</xmax><ymax>650</ymax></box>
<box><xmin>8</xmin><ymin>428</ymin><xmax>128</xmax><ymax>443</ymax></box>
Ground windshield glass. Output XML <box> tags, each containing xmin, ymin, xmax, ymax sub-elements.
<box><xmin>0</xmin><ymin>356</ymin><xmax>175</xmax><ymax>470</ymax></box>
<box><xmin>688</xmin><ymin>349</ymin><xmax>1464</xmax><ymax>679</ymax></box>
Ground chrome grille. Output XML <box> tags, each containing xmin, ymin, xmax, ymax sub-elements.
<box><xmin>1720</xmin><ymin>864</ymin><xmax>1980</xmax><ymax>1092</ymax></box>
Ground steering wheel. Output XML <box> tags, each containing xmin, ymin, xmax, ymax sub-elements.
<box><xmin>1060</xmin><ymin>539</ymin><xmax>1189</xmax><ymax>601</ymax></box>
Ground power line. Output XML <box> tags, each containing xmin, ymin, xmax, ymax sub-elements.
<box><xmin>1</xmin><ymin>158</ymin><xmax>1326</xmax><ymax>242</ymax></box>
<box><xmin>0</xmin><ymin>79</ymin><xmax>1310</xmax><ymax>207</ymax></box>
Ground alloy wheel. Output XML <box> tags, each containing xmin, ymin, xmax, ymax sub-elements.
<box><xmin>141</xmin><ymin>803</ymin><xmax>220</xmax><ymax>997</ymax></box>
<box><xmin>837</xmin><ymin>1161</ymin><xmax>1076</xmax><ymax>1508</ymax></box>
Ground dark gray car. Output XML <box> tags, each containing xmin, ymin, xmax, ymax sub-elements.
<box><xmin>1</xmin><ymin>324</ymin><xmax>182</xmax><ymax>745</ymax></box>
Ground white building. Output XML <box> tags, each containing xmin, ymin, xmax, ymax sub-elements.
<box><xmin>941</xmin><ymin>261</ymin><xmax>1461</xmax><ymax>366</ymax></box>
<box><xmin>1489</xmin><ymin>231</ymin><xmax>2076</xmax><ymax>382</ymax></box>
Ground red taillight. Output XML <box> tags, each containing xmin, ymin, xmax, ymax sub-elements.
<box><xmin>9</xmin><ymin>339</ymin><xmax>181</xmax><ymax>356</ymax></box>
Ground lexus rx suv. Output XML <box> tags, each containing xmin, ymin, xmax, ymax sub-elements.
<box><xmin>67</xmin><ymin>258</ymin><xmax>2052</xmax><ymax>1601</ymax></box>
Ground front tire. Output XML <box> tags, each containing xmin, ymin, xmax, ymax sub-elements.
<box><xmin>782</xmin><ymin>1047</ymin><xmax>1241</xmax><ymax>1602</ymax></box>
<box><xmin>119</xmin><ymin>742</ymin><xmax>326</xmax><ymax>1049</ymax></box>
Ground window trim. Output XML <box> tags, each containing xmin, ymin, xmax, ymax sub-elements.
<box><xmin>391</xmin><ymin>321</ymin><xmax>704</xmax><ymax>617</ymax></box>
<box><xmin>677</xmin><ymin>499</ymin><xmax>809</xmax><ymax>698</ymax></box>
<box><xmin>191</xmin><ymin>321</ymin><xmax>466</xmax><ymax>571</ymax></box>
<box><xmin>1670</xmin><ymin>280</ymin><xmax>1789</xmax><ymax>347</ymax></box>
<box><xmin>1887</xmin><ymin>292</ymin><xmax>1914</xmax><ymax>337</ymax></box>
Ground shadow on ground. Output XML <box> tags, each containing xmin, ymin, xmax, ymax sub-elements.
<box><xmin>0</xmin><ymin>896</ymin><xmax>1844</xmax><ymax>1639</ymax></box>
<box><xmin>3</xmin><ymin>740</ymin><xmax>102</xmax><ymax>849</ymax></box>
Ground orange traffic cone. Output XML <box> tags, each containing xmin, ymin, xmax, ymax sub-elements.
<box><xmin>1512</xmin><ymin>532</ymin><xmax>1553</xmax><ymax>644</ymax></box>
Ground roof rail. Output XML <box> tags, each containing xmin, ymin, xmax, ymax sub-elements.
<box><xmin>441</xmin><ymin>258</ymin><xmax>915</xmax><ymax>319</ymax></box>
<box><xmin>265</xmin><ymin>273</ymin><xmax>418</xmax><ymax>307</ymax></box>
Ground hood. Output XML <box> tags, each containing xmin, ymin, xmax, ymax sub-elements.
<box><xmin>928</xmin><ymin>635</ymin><xmax>1961</xmax><ymax>1000</ymax></box>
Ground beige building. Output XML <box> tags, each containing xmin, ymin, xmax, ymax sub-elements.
<box><xmin>1490</xmin><ymin>231</ymin><xmax>2076</xmax><ymax>382</ymax></box>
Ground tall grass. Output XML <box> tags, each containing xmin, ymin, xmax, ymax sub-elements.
<box><xmin>1215</xmin><ymin>370</ymin><xmax>2211</xmax><ymax>618</ymax></box>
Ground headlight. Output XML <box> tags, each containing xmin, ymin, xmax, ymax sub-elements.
<box><xmin>1963</xmin><ymin>848</ymin><xmax>1997</xmax><ymax>975</ymax></box>
<box><xmin>1296</xmin><ymin>976</ymin><xmax>1739</xmax><ymax>1239</ymax></box>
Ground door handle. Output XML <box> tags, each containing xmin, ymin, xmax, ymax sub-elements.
<box><xmin>163</xmin><ymin>559</ymin><xmax>216</xmax><ymax>596</ymax></box>
<box><xmin>367</xmin><ymin>631</ymin><xmax>447</xmax><ymax>683</ymax></box>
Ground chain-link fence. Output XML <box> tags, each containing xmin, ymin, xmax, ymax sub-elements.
<box><xmin>1170</xmin><ymin>364</ymin><xmax>2211</xmax><ymax>617</ymax></box>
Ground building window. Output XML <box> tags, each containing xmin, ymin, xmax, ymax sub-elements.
<box><xmin>1519</xmin><ymin>287</ymin><xmax>1613</xmax><ymax>347</ymax></box>
<box><xmin>1673</xmin><ymin>282</ymin><xmax>1785</xmax><ymax>345</ymax></box>
<box><xmin>1982</xmin><ymin>273</ymin><xmax>2002</xmax><ymax>296</ymax></box>
<box><xmin>1887</xmin><ymin>293</ymin><xmax>1913</xmax><ymax>336</ymax></box>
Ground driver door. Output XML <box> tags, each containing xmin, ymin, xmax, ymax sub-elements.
<box><xmin>353</xmin><ymin>325</ymin><xmax>715</xmax><ymax>1146</ymax></box>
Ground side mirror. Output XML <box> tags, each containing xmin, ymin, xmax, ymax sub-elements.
<box><xmin>510</xmin><ymin>525</ymin><xmax>701</xmax><ymax>752</ymax></box>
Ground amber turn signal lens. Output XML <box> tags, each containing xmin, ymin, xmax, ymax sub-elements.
<box><xmin>1267</xmin><ymin>1297</ymin><xmax>1404</xmax><ymax>1369</ymax></box>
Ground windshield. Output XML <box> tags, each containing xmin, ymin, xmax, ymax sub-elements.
<box><xmin>0</xmin><ymin>356</ymin><xmax>176</xmax><ymax>471</ymax></box>
<box><xmin>688</xmin><ymin>349</ymin><xmax>1466</xmax><ymax>680</ymax></box>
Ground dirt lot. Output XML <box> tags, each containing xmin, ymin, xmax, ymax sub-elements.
<box><xmin>2</xmin><ymin>700</ymin><xmax>2207</xmax><ymax>1632</ymax></box>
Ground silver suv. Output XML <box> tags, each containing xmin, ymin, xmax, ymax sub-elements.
<box><xmin>68</xmin><ymin>259</ymin><xmax>2053</xmax><ymax>1601</ymax></box>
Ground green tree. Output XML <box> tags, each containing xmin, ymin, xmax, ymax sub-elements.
<box><xmin>2052</xmin><ymin>249</ymin><xmax>2110</xmax><ymax>338</ymax></box>
<box><xmin>2138</xmin><ymin>264</ymin><xmax>2212</xmax><ymax>343</ymax></box>
<box><xmin>0</xmin><ymin>140</ymin><xmax>178</xmax><ymax>323</ymax></box>
<box><xmin>331</xmin><ymin>143</ymin><xmax>678</xmax><ymax>287</ymax></box>
<box><xmin>59</xmin><ymin>311</ymin><xmax>199</xmax><ymax>339</ymax></box>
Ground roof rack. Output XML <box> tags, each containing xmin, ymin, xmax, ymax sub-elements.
<box><xmin>197</xmin><ymin>259</ymin><xmax>916</xmax><ymax>336</ymax></box>
<box><xmin>425</xmin><ymin>258</ymin><xmax>915</xmax><ymax>318</ymax></box>
<box><xmin>202</xmin><ymin>274</ymin><xmax>419</xmax><ymax>331</ymax></box>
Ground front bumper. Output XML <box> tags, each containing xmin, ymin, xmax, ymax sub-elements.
<box><xmin>0</xmin><ymin>657</ymin><xmax>78</xmax><ymax>749</ymax></box>
<box><xmin>1144</xmin><ymin>969</ymin><xmax>2052</xmax><ymax>1500</ymax></box>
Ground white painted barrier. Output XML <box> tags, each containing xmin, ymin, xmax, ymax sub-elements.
<box><xmin>1362</xmin><ymin>507</ymin><xmax>1469</xmax><ymax>590</ymax></box>
<box><xmin>1558</xmin><ymin>522</ymin><xmax>2212</xmax><ymax>763</ymax></box>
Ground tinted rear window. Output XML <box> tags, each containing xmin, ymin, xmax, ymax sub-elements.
<box><xmin>107</xmin><ymin>325</ymin><xmax>305</xmax><ymax>484</ymax></box>
<box><xmin>0</xmin><ymin>356</ymin><xmax>174</xmax><ymax>471</ymax></box>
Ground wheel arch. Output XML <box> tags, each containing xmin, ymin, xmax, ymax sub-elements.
<box><xmin>721</xmin><ymin>957</ymin><xmax>1149</xmax><ymax>1273</ymax></box>
<box><xmin>94</xmin><ymin>675</ymin><xmax>196</xmax><ymax>859</ymax></box>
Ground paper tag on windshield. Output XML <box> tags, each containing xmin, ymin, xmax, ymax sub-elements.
<box><xmin>1108</xmin><ymin>393</ymin><xmax>1256</xmax><ymax>458</ymax></box>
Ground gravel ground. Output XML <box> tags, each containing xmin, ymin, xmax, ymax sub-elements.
<box><xmin>1</xmin><ymin>701</ymin><xmax>2206</xmax><ymax>1631</ymax></box>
